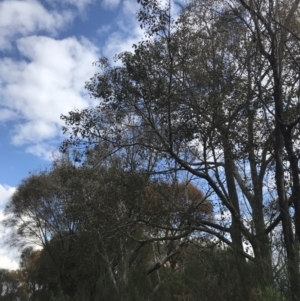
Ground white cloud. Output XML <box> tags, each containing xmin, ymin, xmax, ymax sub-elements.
<box><xmin>12</xmin><ymin>121</ymin><xmax>58</xmax><ymax>146</ymax></box>
<box><xmin>25</xmin><ymin>143</ymin><xmax>60</xmax><ymax>160</ymax></box>
<box><xmin>0</xmin><ymin>184</ymin><xmax>15</xmax><ymax>206</ymax></box>
<box><xmin>0</xmin><ymin>254</ymin><xmax>19</xmax><ymax>270</ymax></box>
<box><xmin>102</xmin><ymin>0</ymin><xmax>144</xmax><ymax>61</ymax></box>
<box><xmin>97</xmin><ymin>24</ymin><xmax>112</xmax><ymax>35</ymax></box>
<box><xmin>68</xmin><ymin>0</ymin><xmax>95</xmax><ymax>12</ymax></box>
<box><xmin>0</xmin><ymin>108</ymin><xmax>18</xmax><ymax>122</ymax></box>
<box><xmin>102</xmin><ymin>31</ymin><xmax>134</xmax><ymax>59</ymax></box>
<box><xmin>122</xmin><ymin>0</ymin><xmax>140</xmax><ymax>16</ymax></box>
<box><xmin>0</xmin><ymin>186</ymin><xmax>19</xmax><ymax>270</ymax></box>
<box><xmin>47</xmin><ymin>0</ymin><xmax>95</xmax><ymax>12</ymax></box>
<box><xmin>0</xmin><ymin>35</ymin><xmax>99</xmax><ymax>157</ymax></box>
<box><xmin>0</xmin><ymin>0</ymin><xmax>74</xmax><ymax>50</ymax></box>
<box><xmin>0</xmin><ymin>210</ymin><xmax>19</xmax><ymax>270</ymax></box>
<box><xmin>102</xmin><ymin>0</ymin><xmax>120</xmax><ymax>10</ymax></box>
<box><xmin>0</xmin><ymin>0</ymin><xmax>145</xmax><ymax>160</ymax></box>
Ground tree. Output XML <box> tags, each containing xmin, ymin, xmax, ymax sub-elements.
<box><xmin>61</xmin><ymin>0</ymin><xmax>300</xmax><ymax>298</ymax></box>
<box><xmin>4</xmin><ymin>149</ymin><xmax>214</xmax><ymax>300</ymax></box>
<box><xmin>0</xmin><ymin>269</ymin><xmax>27</xmax><ymax>301</ymax></box>
<box><xmin>3</xmin><ymin>158</ymin><xmax>109</xmax><ymax>299</ymax></box>
<box><xmin>217</xmin><ymin>0</ymin><xmax>300</xmax><ymax>297</ymax></box>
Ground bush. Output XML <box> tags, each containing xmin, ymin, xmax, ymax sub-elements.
<box><xmin>251</xmin><ymin>286</ymin><xmax>287</xmax><ymax>301</ymax></box>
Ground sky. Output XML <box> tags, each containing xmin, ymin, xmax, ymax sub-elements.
<box><xmin>0</xmin><ymin>0</ymin><xmax>163</xmax><ymax>270</ymax></box>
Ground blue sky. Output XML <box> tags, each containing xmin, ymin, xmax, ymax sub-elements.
<box><xmin>0</xmin><ymin>0</ymin><xmax>151</xmax><ymax>270</ymax></box>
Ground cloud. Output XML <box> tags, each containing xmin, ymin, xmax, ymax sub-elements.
<box><xmin>12</xmin><ymin>121</ymin><xmax>58</xmax><ymax>146</ymax></box>
<box><xmin>0</xmin><ymin>35</ymin><xmax>99</xmax><ymax>157</ymax></box>
<box><xmin>0</xmin><ymin>0</ymin><xmax>144</xmax><ymax>160</ymax></box>
<box><xmin>122</xmin><ymin>0</ymin><xmax>140</xmax><ymax>16</ymax></box>
<box><xmin>67</xmin><ymin>0</ymin><xmax>95</xmax><ymax>12</ymax></box>
<box><xmin>0</xmin><ymin>184</ymin><xmax>15</xmax><ymax>206</ymax></box>
<box><xmin>0</xmin><ymin>210</ymin><xmax>20</xmax><ymax>270</ymax></box>
<box><xmin>101</xmin><ymin>0</ymin><xmax>120</xmax><ymax>10</ymax></box>
<box><xmin>45</xmin><ymin>0</ymin><xmax>95</xmax><ymax>14</ymax></box>
<box><xmin>0</xmin><ymin>187</ymin><xmax>46</xmax><ymax>270</ymax></box>
<box><xmin>0</xmin><ymin>108</ymin><xmax>18</xmax><ymax>122</ymax></box>
<box><xmin>0</xmin><ymin>253</ymin><xmax>19</xmax><ymax>270</ymax></box>
<box><xmin>102</xmin><ymin>0</ymin><xmax>144</xmax><ymax>61</ymax></box>
<box><xmin>0</xmin><ymin>185</ymin><xmax>19</xmax><ymax>270</ymax></box>
<box><xmin>0</xmin><ymin>0</ymin><xmax>74</xmax><ymax>50</ymax></box>
<box><xmin>25</xmin><ymin>143</ymin><xmax>60</xmax><ymax>160</ymax></box>
<box><xmin>97</xmin><ymin>24</ymin><xmax>112</xmax><ymax>35</ymax></box>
